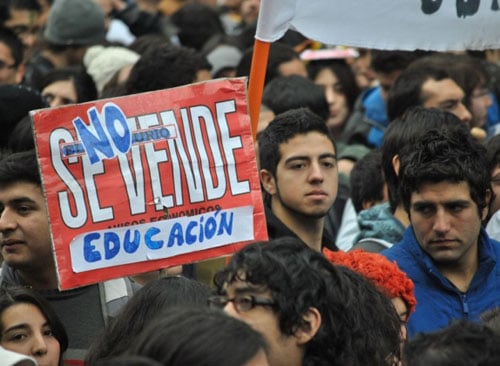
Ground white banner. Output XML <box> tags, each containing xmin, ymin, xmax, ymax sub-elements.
<box><xmin>256</xmin><ymin>0</ymin><xmax>500</xmax><ymax>50</ymax></box>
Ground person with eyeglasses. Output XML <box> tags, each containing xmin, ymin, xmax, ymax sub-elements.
<box><xmin>0</xmin><ymin>0</ymin><xmax>42</xmax><ymax>53</ymax></box>
<box><xmin>0</xmin><ymin>27</ymin><xmax>24</xmax><ymax>84</ymax></box>
<box><xmin>213</xmin><ymin>237</ymin><xmax>403</xmax><ymax>366</ymax></box>
<box><xmin>22</xmin><ymin>0</ymin><xmax>106</xmax><ymax>90</ymax></box>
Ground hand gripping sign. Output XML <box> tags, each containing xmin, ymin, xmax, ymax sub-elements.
<box><xmin>31</xmin><ymin>78</ymin><xmax>268</xmax><ymax>290</ymax></box>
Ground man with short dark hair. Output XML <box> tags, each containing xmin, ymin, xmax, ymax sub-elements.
<box><xmin>387</xmin><ymin>58</ymin><xmax>472</xmax><ymax>125</ymax></box>
<box><xmin>382</xmin><ymin>124</ymin><xmax>500</xmax><ymax>336</ymax></box>
<box><xmin>213</xmin><ymin>237</ymin><xmax>402</xmax><ymax>366</ymax></box>
<box><xmin>0</xmin><ymin>150</ymin><xmax>134</xmax><ymax>363</ymax></box>
<box><xmin>0</xmin><ymin>0</ymin><xmax>41</xmax><ymax>51</ymax></box>
<box><xmin>258</xmin><ymin>108</ymin><xmax>338</xmax><ymax>251</ymax></box>
<box><xmin>349</xmin><ymin>108</ymin><xmax>471</xmax><ymax>253</ymax></box>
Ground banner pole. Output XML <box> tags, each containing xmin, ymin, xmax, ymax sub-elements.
<box><xmin>248</xmin><ymin>39</ymin><xmax>270</xmax><ymax>141</ymax></box>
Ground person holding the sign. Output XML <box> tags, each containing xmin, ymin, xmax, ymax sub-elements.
<box><xmin>258</xmin><ymin>107</ymin><xmax>338</xmax><ymax>251</ymax></box>
<box><xmin>0</xmin><ymin>150</ymin><xmax>135</xmax><ymax>364</ymax></box>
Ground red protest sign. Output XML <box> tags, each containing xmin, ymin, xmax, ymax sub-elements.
<box><xmin>32</xmin><ymin>78</ymin><xmax>267</xmax><ymax>290</ymax></box>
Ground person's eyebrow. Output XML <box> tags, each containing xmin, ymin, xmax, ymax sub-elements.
<box><xmin>4</xmin><ymin>323</ymin><xmax>30</xmax><ymax>333</ymax></box>
<box><xmin>284</xmin><ymin>155</ymin><xmax>310</xmax><ymax>164</ymax></box>
<box><xmin>9</xmin><ymin>197</ymin><xmax>38</xmax><ymax>205</ymax></box>
<box><xmin>319</xmin><ymin>153</ymin><xmax>337</xmax><ymax>160</ymax></box>
<box><xmin>232</xmin><ymin>284</ymin><xmax>269</xmax><ymax>295</ymax></box>
<box><xmin>284</xmin><ymin>153</ymin><xmax>336</xmax><ymax>165</ymax></box>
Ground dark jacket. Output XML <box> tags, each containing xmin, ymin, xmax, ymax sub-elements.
<box><xmin>265</xmin><ymin>205</ymin><xmax>338</xmax><ymax>251</ymax></box>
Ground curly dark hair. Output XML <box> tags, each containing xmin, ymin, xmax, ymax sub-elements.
<box><xmin>214</xmin><ymin>238</ymin><xmax>402</xmax><ymax>366</ymax></box>
<box><xmin>404</xmin><ymin>320</ymin><xmax>500</xmax><ymax>366</ymax></box>
<box><xmin>398</xmin><ymin>125</ymin><xmax>489</xmax><ymax>216</ymax></box>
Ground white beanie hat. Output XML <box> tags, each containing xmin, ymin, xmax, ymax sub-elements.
<box><xmin>0</xmin><ymin>346</ymin><xmax>37</xmax><ymax>366</ymax></box>
<box><xmin>84</xmin><ymin>45</ymin><xmax>140</xmax><ymax>94</ymax></box>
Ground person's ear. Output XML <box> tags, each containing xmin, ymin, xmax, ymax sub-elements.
<box><xmin>482</xmin><ymin>189</ymin><xmax>492</xmax><ymax>221</ymax></box>
<box><xmin>392</xmin><ymin>154</ymin><xmax>400</xmax><ymax>176</ymax></box>
<box><xmin>294</xmin><ymin>307</ymin><xmax>322</xmax><ymax>345</ymax></box>
<box><xmin>260</xmin><ymin>169</ymin><xmax>277</xmax><ymax>195</ymax></box>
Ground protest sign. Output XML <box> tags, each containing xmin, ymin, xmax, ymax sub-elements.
<box><xmin>31</xmin><ymin>78</ymin><xmax>267</xmax><ymax>290</ymax></box>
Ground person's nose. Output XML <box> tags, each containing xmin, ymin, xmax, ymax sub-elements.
<box><xmin>456</xmin><ymin>102</ymin><xmax>472</xmax><ymax>125</ymax></box>
<box><xmin>0</xmin><ymin>208</ymin><xmax>17</xmax><ymax>234</ymax></box>
<box><xmin>433</xmin><ymin>209</ymin><xmax>451</xmax><ymax>234</ymax></box>
<box><xmin>31</xmin><ymin>333</ymin><xmax>48</xmax><ymax>358</ymax></box>
<box><xmin>50</xmin><ymin>96</ymin><xmax>63</xmax><ymax>108</ymax></box>
<box><xmin>23</xmin><ymin>33</ymin><xmax>37</xmax><ymax>49</ymax></box>
<box><xmin>324</xmin><ymin>85</ymin><xmax>335</xmax><ymax>104</ymax></box>
<box><xmin>308</xmin><ymin>162</ymin><xmax>324</xmax><ymax>183</ymax></box>
<box><xmin>223</xmin><ymin>301</ymin><xmax>239</xmax><ymax>318</ymax></box>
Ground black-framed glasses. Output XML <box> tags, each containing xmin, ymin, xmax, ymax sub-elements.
<box><xmin>9</xmin><ymin>25</ymin><xmax>41</xmax><ymax>38</ymax></box>
<box><xmin>208</xmin><ymin>294</ymin><xmax>276</xmax><ymax>313</ymax></box>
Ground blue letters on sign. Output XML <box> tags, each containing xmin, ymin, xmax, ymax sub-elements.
<box><xmin>81</xmin><ymin>210</ymin><xmax>236</xmax><ymax>264</ymax></box>
<box><xmin>73</xmin><ymin>103</ymin><xmax>131</xmax><ymax>164</ymax></box>
<box><xmin>83</xmin><ymin>233</ymin><xmax>102</xmax><ymax>262</ymax></box>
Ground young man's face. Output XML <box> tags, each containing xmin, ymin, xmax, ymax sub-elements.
<box><xmin>421</xmin><ymin>78</ymin><xmax>472</xmax><ymax>126</ymax></box>
<box><xmin>223</xmin><ymin>278</ymin><xmax>304</xmax><ymax>366</ymax></box>
<box><xmin>263</xmin><ymin>131</ymin><xmax>338</xmax><ymax>220</ymax></box>
<box><xmin>409</xmin><ymin>181</ymin><xmax>486</xmax><ymax>268</ymax></box>
<box><xmin>0</xmin><ymin>182</ymin><xmax>54</xmax><ymax>272</ymax></box>
<box><xmin>4</xmin><ymin>8</ymin><xmax>40</xmax><ymax>50</ymax></box>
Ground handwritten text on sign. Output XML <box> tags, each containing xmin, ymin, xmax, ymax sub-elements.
<box><xmin>32</xmin><ymin>78</ymin><xmax>267</xmax><ymax>289</ymax></box>
<box><xmin>51</xmin><ymin>101</ymin><xmax>249</xmax><ymax>229</ymax></box>
<box><xmin>71</xmin><ymin>206</ymin><xmax>253</xmax><ymax>272</ymax></box>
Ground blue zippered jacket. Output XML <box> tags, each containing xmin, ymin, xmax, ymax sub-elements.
<box><xmin>382</xmin><ymin>227</ymin><xmax>500</xmax><ymax>337</ymax></box>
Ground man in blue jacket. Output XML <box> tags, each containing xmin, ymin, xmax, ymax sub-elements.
<box><xmin>382</xmin><ymin>117</ymin><xmax>500</xmax><ymax>337</ymax></box>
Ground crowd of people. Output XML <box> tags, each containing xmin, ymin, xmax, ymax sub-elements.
<box><xmin>1</xmin><ymin>0</ymin><xmax>500</xmax><ymax>365</ymax></box>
